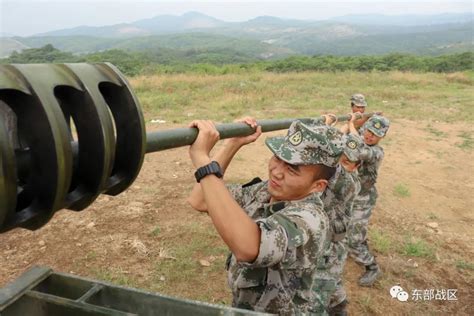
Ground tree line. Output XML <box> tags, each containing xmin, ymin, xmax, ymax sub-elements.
<box><xmin>2</xmin><ymin>44</ymin><xmax>472</xmax><ymax>76</ymax></box>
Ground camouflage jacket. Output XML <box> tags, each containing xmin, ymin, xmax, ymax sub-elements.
<box><xmin>358</xmin><ymin>144</ymin><xmax>384</xmax><ymax>196</ymax></box>
<box><xmin>322</xmin><ymin>165</ymin><xmax>360</xmax><ymax>237</ymax></box>
<box><xmin>312</xmin><ymin>164</ymin><xmax>361</xmax><ymax>301</ymax></box>
<box><xmin>226</xmin><ymin>180</ymin><xmax>331</xmax><ymax>315</ymax></box>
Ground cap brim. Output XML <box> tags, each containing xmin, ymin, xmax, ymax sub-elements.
<box><xmin>265</xmin><ymin>136</ymin><xmax>304</xmax><ymax>165</ymax></box>
<box><xmin>367</xmin><ymin>127</ymin><xmax>385</xmax><ymax>137</ymax></box>
<box><xmin>353</xmin><ymin>103</ymin><xmax>367</xmax><ymax>107</ymax></box>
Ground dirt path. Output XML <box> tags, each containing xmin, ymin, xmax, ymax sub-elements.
<box><xmin>1</xmin><ymin>119</ymin><xmax>472</xmax><ymax>315</ymax></box>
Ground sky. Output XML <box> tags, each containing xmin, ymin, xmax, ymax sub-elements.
<box><xmin>1</xmin><ymin>0</ymin><xmax>472</xmax><ymax>36</ymax></box>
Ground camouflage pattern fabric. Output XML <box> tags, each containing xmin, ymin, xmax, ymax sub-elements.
<box><xmin>226</xmin><ymin>181</ymin><xmax>332</xmax><ymax>315</ymax></box>
<box><xmin>265</xmin><ymin>121</ymin><xmax>343</xmax><ymax>168</ymax></box>
<box><xmin>342</xmin><ymin>134</ymin><xmax>364</xmax><ymax>163</ymax></box>
<box><xmin>350</xmin><ymin>94</ymin><xmax>367</xmax><ymax>107</ymax></box>
<box><xmin>315</xmin><ymin>165</ymin><xmax>361</xmax><ymax>310</ymax></box>
<box><xmin>346</xmin><ymin>143</ymin><xmax>385</xmax><ymax>266</ymax></box>
<box><xmin>358</xmin><ymin>144</ymin><xmax>384</xmax><ymax>196</ymax></box>
<box><xmin>346</xmin><ymin>193</ymin><xmax>377</xmax><ymax>266</ymax></box>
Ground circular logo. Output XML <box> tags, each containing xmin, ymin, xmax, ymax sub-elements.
<box><xmin>347</xmin><ymin>140</ymin><xmax>357</xmax><ymax>149</ymax></box>
<box><xmin>374</xmin><ymin>121</ymin><xmax>382</xmax><ymax>129</ymax></box>
<box><xmin>289</xmin><ymin>131</ymin><xmax>303</xmax><ymax>146</ymax></box>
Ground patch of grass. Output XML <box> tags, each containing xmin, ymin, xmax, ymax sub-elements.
<box><xmin>93</xmin><ymin>267</ymin><xmax>133</xmax><ymax>287</ymax></box>
<box><xmin>427</xmin><ymin>212</ymin><xmax>438</xmax><ymax>220</ymax></box>
<box><xmin>393</xmin><ymin>183</ymin><xmax>411</xmax><ymax>198</ymax></box>
<box><xmin>456</xmin><ymin>131</ymin><xmax>474</xmax><ymax>150</ymax></box>
<box><xmin>425</xmin><ymin>124</ymin><xmax>447</xmax><ymax>138</ymax></box>
<box><xmin>369</xmin><ymin>228</ymin><xmax>393</xmax><ymax>254</ymax></box>
<box><xmin>402</xmin><ymin>238</ymin><xmax>435</xmax><ymax>259</ymax></box>
<box><xmin>455</xmin><ymin>260</ymin><xmax>474</xmax><ymax>271</ymax></box>
<box><xmin>151</xmin><ymin>222</ymin><xmax>229</xmax><ymax>298</ymax></box>
<box><xmin>151</xmin><ymin>226</ymin><xmax>161</xmax><ymax>236</ymax></box>
<box><xmin>356</xmin><ymin>295</ymin><xmax>376</xmax><ymax>314</ymax></box>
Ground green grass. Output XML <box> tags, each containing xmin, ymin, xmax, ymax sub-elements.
<box><xmin>455</xmin><ymin>260</ymin><xmax>474</xmax><ymax>271</ymax></box>
<box><xmin>393</xmin><ymin>183</ymin><xmax>411</xmax><ymax>198</ymax></box>
<box><xmin>130</xmin><ymin>71</ymin><xmax>474</xmax><ymax>125</ymax></box>
<box><xmin>456</xmin><ymin>131</ymin><xmax>474</xmax><ymax>150</ymax></box>
<box><xmin>93</xmin><ymin>267</ymin><xmax>134</xmax><ymax>287</ymax></box>
<box><xmin>401</xmin><ymin>238</ymin><xmax>435</xmax><ymax>259</ymax></box>
<box><xmin>369</xmin><ymin>228</ymin><xmax>393</xmax><ymax>254</ymax></box>
<box><xmin>425</xmin><ymin>124</ymin><xmax>447</xmax><ymax>138</ymax></box>
<box><xmin>150</xmin><ymin>226</ymin><xmax>161</xmax><ymax>236</ymax></box>
<box><xmin>427</xmin><ymin>212</ymin><xmax>439</xmax><ymax>220</ymax></box>
<box><xmin>150</xmin><ymin>222</ymin><xmax>230</xmax><ymax>299</ymax></box>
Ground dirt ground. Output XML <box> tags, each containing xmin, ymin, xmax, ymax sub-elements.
<box><xmin>1</xmin><ymin>118</ymin><xmax>473</xmax><ymax>315</ymax></box>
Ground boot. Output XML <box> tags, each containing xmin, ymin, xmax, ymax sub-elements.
<box><xmin>328</xmin><ymin>299</ymin><xmax>348</xmax><ymax>316</ymax></box>
<box><xmin>358</xmin><ymin>262</ymin><xmax>381</xmax><ymax>287</ymax></box>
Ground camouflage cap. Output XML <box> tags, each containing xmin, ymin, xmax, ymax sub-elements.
<box><xmin>350</xmin><ymin>93</ymin><xmax>367</xmax><ymax>107</ymax></box>
<box><xmin>265</xmin><ymin>121</ymin><xmax>343</xmax><ymax>167</ymax></box>
<box><xmin>342</xmin><ymin>134</ymin><xmax>364</xmax><ymax>162</ymax></box>
<box><xmin>364</xmin><ymin>115</ymin><xmax>390</xmax><ymax>137</ymax></box>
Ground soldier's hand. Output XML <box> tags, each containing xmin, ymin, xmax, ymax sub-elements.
<box><xmin>322</xmin><ymin>114</ymin><xmax>337</xmax><ymax>126</ymax></box>
<box><xmin>349</xmin><ymin>113</ymin><xmax>361</xmax><ymax>122</ymax></box>
<box><xmin>228</xmin><ymin>117</ymin><xmax>262</xmax><ymax>147</ymax></box>
<box><xmin>188</xmin><ymin>120</ymin><xmax>220</xmax><ymax>168</ymax></box>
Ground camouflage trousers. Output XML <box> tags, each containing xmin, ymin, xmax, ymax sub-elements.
<box><xmin>328</xmin><ymin>248</ymin><xmax>348</xmax><ymax>308</ymax></box>
<box><xmin>346</xmin><ymin>192</ymin><xmax>377</xmax><ymax>266</ymax></box>
<box><xmin>313</xmin><ymin>240</ymin><xmax>347</xmax><ymax>313</ymax></box>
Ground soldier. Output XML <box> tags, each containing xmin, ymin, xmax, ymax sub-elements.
<box><xmin>349</xmin><ymin>93</ymin><xmax>369</xmax><ymax>130</ymax></box>
<box><xmin>314</xmin><ymin>129</ymin><xmax>364</xmax><ymax>316</ymax></box>
<box><xmin>187</xmin><ymin>118</ymin><xmax>344</xmax><ymax>315</ymax></box>
<box><xmin>343</xmin><ymin>114</ymin><xmax>390</xmax><ymax>287</ymax></box>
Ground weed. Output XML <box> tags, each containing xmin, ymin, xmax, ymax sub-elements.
<box><xmin>402</xmin><ymin>238</ymin><xmax>435</xmax><ymax>259</ymax></box>
<box><xmin>456</xmin><ymin>131</ymin><xmax>473</xmax><ymax>150</ymax></box>
<box><xmin>427</xmin><ymin>212</ymin><xmax>438</xmax><ymax>220</ymax></box>
<box><xmin>393</xmin><ymin>183</ymin><xmax>411</xmax><ymax>198</ymax></box>
<box><xmin>151</xmin><ymin>226</ymin><xmax>161</xmax><ymax>236</ymax></box>
<box><xmin>425</xmin><ymin>124</ymin><xmax>447</xmax><ymax>138</ymax></box>
<box><xmin>455</xmin><ymin>260</ymin><xmax>474</xmax><ymax>271</ymax></box>
<box><xmin>369</xmin><ymin>228</ymin><xmax>392</xmax><ymax>254</ymax></box>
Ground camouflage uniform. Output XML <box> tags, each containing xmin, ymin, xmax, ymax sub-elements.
<box><xmin>346</xmin><ymin>143</ymin><xmax>383</xmax><ymax>265</ymax></box>
<box><xmin>314</xmin><ymin>134</ymin><xmax>363</xmax><ymax>311</ymax></box>
<box><xmin>225</xmin><ymin>121</ymin><xmax>344</xmax><ymax>315</ymax></box>
<box><xmin>227</xmin><ymin>181</ymin><xmax>331</xmax><ymax>315</ymax></box>
<box><xmin>346</xmin><ymin>116</ymin><xmax>389</xmax><ymax>267</ymax></box>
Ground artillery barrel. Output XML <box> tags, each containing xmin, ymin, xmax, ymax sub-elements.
<box><xmin>0</xmin><ymin>63</ymin><xmax>371</xmax><ymax>233</ymax></box>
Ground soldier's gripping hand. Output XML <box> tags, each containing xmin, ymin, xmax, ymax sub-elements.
<box><xmin>227</xmin><ymin>117</ymin><xmax>262</xmax><ymax>147</ymax></box>
<box><xmin>188</xmin><ymin>120</ymin><xmax>220</xmax><ymax>168</ymax></box>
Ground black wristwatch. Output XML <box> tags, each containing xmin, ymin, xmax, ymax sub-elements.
<box><xmin>194</xmin><ymin>161</ymin><xmax>223</xmax><ymax>183</ymax></box>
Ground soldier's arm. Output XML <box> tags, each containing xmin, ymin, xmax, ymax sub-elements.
<box><xmin>186</xmin><ymin>120</ymin><xmax>261</xmax><ymax>263</ymax></box>
<box><xmin>188</xmin><ymin>118</ymin><xmax>261</xmax><ymax>212</ymax></box>
<box><xmin>359</xmin><ymin>144</ymin><xmax>384</xmax><ymax>163</ymax></box>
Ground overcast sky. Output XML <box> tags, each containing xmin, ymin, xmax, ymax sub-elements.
<box><xmin>1</xmin><ymin>0</ymin><xmax>472</xmax><ymax>36</ymax></box>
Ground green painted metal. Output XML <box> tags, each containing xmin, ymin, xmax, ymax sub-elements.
<box><xmin>146</xmin><ymin>115</ymin><xmax>363</xmax><ymax>152</ymax></box>
<box><xmin>0</xmin><ymin>266</ymin><xmax>268</xmax><ymax>316</ymax></box>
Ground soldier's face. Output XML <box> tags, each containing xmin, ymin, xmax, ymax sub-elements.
<box><xmin>351</xmin><ymin>105</ymin><xmax>366</xmax><ymax>113</ymax></box>
<box><xmin>340</xmin><ymin>154</ymin><xmax>360</xmax><ymax>173</ymax></box>
<box><xmin>267</xmin><ymin>155</ymin><xmax>327</xmax><ymax>202</ymax></box>
<box><xmin>363</xmin><ymin>129</ymin><xmax>382</xmax><ymax>145</ymax></box>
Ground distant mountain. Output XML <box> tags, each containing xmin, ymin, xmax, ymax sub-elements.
<box><xmin>35</xmin><ymin>12</ymin><xmax>226</xmax><ymax>38</ymax></box>
<box><xmin>329</xmin><ymin>13</ymin><xmax>473</xmax><ymax>26</ymax></box>
<box><xmin>15</xmin><ymin>33</ymin><xmax>294</xmax><ymax>60</ymax></box>
<box><xmin>2</xmin><ymin>12</ymin><xmax>473</xmax><ymax>58</ymax></box>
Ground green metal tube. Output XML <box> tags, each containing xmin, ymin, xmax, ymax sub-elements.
<box><xmin>145</xmin><ymin>113</ymin><xmax>373</xmax><ymax>153</ymax></box>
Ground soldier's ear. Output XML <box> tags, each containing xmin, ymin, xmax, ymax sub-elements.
<box><xmin>310</xmin><ymin>179</ymin><xmax>328</xmax><ymax>193</ymax></box>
